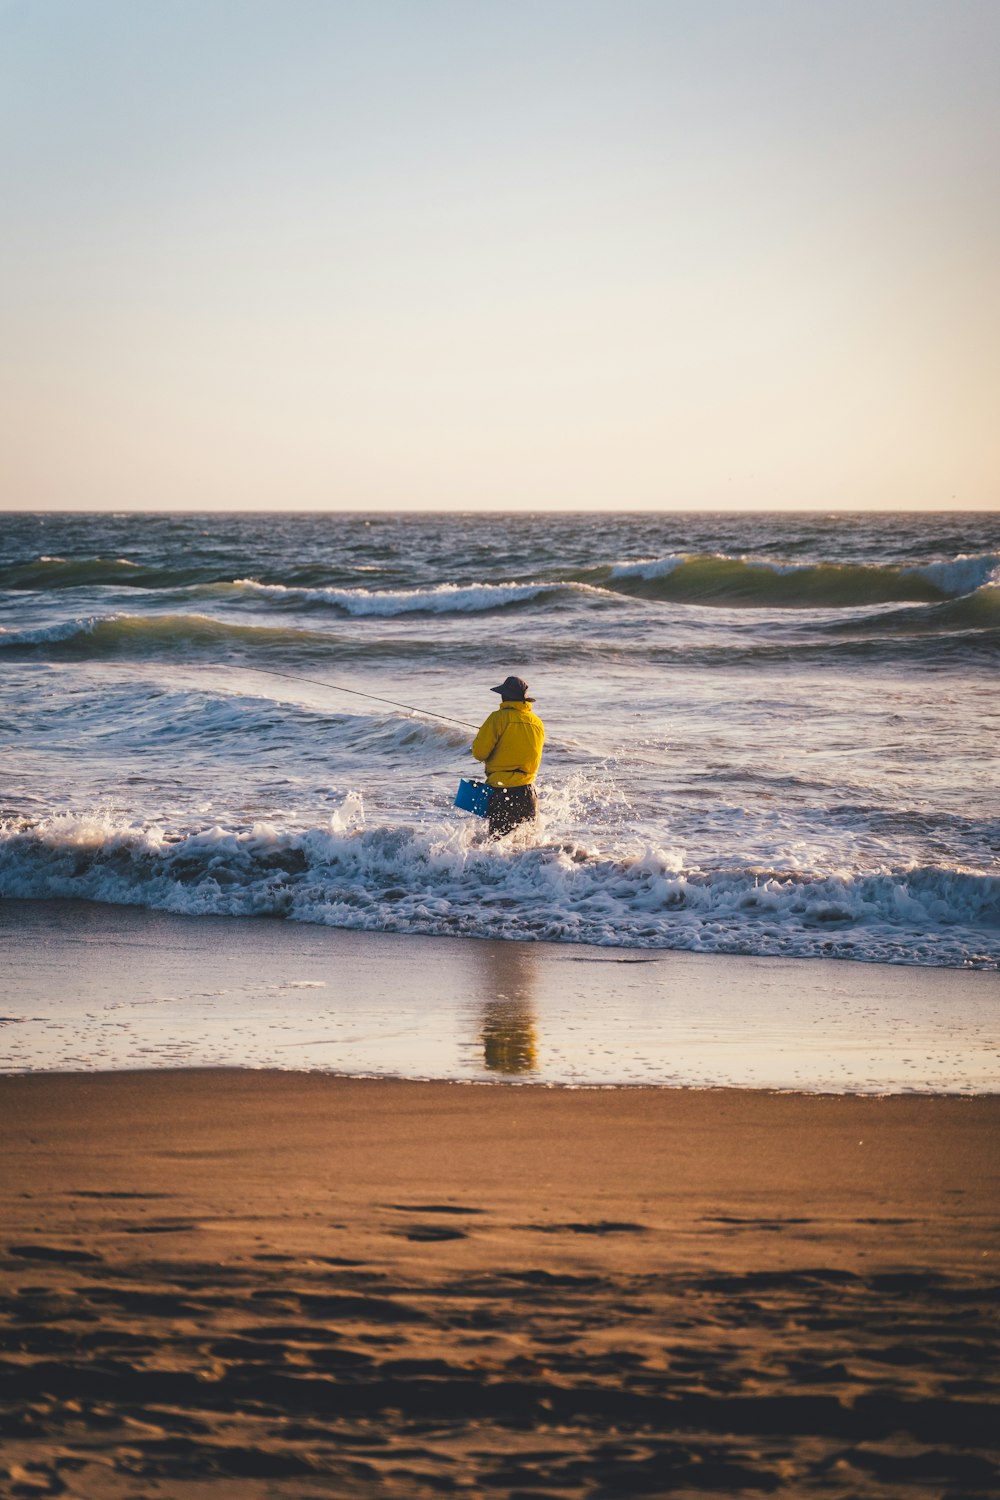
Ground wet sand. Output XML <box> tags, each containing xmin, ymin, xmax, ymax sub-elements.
<box><xmin>2</xmin><ymin>1070</ymin><xmax>998</xmax><ymax>1498</ymax></box>
<box><xmin>4</xmin><ymin>899</ymin><xmax>998</xmax><ymax>1090</ymax></box>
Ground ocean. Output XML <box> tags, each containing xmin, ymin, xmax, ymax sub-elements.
<box><xmin>2</xmin><ymin>509</ymin><xmax>998</xmax><ymax>972</ymax></box>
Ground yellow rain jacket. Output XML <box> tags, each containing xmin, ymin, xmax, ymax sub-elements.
<box><xmin>471</xmin><ymin>700</ymin><xmax>545</xmax><ymax>788</ymax></box>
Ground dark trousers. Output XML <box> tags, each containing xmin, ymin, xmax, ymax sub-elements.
<box><xmin>487</xmin><ymin>783</ymin><xmax>538</xmax><ymax>838</ymax></box>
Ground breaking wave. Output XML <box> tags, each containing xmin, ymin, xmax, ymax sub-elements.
<box><xmin>0</xmin><ymin>612</ymin><xmax>349</xmax><ymax>658</ymax></box>
<box><xmin>822</xmin><ymin>586</ymin><xmax>1000</xmax><ymax>638</ymax></box>
<box><xmin>1</xmin><ymin>813</ymin><xmax>996</xmax><ymax>969</ymax></box>
<box><xmin>593</xmin><ymin>551</ymin><xmax>1000</xmax><ymax>608</ymax></box>
<box><xmin>229</xmin><ymin>579</ymin><xmax>573</xmax><ymax>614</ymax></box>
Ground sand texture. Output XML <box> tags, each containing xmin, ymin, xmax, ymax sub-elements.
<box><xmin>1</xmin><ymin>1071</ymin><xmax>998</xmax><ymax>1498</ymax></box>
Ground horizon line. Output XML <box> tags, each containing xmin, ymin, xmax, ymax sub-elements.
<box><xmin>4</xmin><ymin>505</ymin><xmax>998</xmax><ymax>518</ymax></box>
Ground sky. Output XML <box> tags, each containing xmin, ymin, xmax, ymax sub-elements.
<box><xmin>1</xmin><ymin>0</ymin><xmax>998</xmax><ymax>513</ymax></box>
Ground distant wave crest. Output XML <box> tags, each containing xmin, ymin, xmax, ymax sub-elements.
<box><xmin>229</xmin><ymin>578</ymin><xmax>579</xmax><ymax>615</ymax></box>
<box><xmin>0</xmin><ymin>556</ymin><xmax>206</xmax><ymax>590</ymax></box>
<box><xmin>0</xmin><ymin>612</ymin><xmax>338</xmax><ymax>658</ymax></box>
<box><xmin>6</xmin><ymin>548</ymin><xmax>998</xmax><ymax>615</ymax></box>
<box><xmin>594</xmin><ymin>551</ymin><xmax>1000</xmax><ymax>608</ymax></box>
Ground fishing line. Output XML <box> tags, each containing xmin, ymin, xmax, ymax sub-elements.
<box><xmin>215</xmin><ymin>663</ymin><xmax>479</xmax><ymax>732</ymax></box>
<box><xmin>94</xmin><ymin>657</ymin><xmax>531</xmax><ymax>739</ymax></box>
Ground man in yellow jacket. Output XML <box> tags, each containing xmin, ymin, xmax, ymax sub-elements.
<box><xmin>471</xmin><ymin>675</ymin><xmax>545</xmax><ymax>838</ymax></box>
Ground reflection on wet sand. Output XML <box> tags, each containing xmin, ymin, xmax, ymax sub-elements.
<box><xmin>477</xmin><ymin>940</ymin><xmax>539</xmax><ymax>1075</ymax></box>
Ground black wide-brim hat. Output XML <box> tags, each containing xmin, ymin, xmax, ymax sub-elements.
<box><xmin>492</xmin><ymin>675</ymin><xmax>534</xmax><ymax>701</ymax></box>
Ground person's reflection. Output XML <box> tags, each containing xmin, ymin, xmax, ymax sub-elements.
<box><xmin>479</xmin><ymin>940</ymin><xmax>539</xmax><ymax>1075</ymax></box>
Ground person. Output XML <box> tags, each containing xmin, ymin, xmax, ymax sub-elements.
<box><xmin>471</xmin><ymin>675</ymin><xmax>545</xmax><ymax>838</ymax></box>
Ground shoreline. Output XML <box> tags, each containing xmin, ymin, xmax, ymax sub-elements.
<box><xmin>6</xmin><ymin>1065</ymin><xmax>998</xmax><ymax>1098</ymax></box>
<box><xmin>4</xmin><ymin>897</ymin><xmax>998</xmax><ymax>1092</ymax></box>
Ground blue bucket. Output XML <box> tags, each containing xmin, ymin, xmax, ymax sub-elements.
<box><xmin>454</xmin><ymin>778</ymin><xmax>492</xmax><ymax>817</ymax></box>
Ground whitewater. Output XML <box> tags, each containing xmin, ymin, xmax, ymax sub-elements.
<box><xmin>2</xmin><ymin>510</ymin><xmax>998</xmax><ymax>971</ymax></box>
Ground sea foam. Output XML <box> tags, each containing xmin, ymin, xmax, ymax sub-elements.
<box><xmin>1</xmin><ymin>813</ymin><xmax>995</xmax><ymax>970</ymax></box>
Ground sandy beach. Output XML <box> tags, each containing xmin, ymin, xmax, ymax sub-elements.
<box><xmin>2</xmin><ymin>1068</ymin><xmax>998</xmax><ymax>1497</ymax></box>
